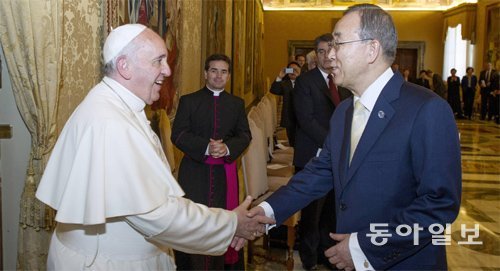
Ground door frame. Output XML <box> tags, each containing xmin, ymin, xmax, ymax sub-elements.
<box><xmin>397</xmin><ymin>41</ymin><xmax>426</xmax><ymax>72</ymax></box>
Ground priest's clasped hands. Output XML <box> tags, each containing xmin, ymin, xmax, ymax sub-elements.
<box><xmin>230</xmin><ymin>196</ymin><xmax>275</xmax><ymax>251</ymax></box>
<box><xmin>209</xmin><ymin>139</ymin><xmax>228</xmax><ymax>158</ymax></box>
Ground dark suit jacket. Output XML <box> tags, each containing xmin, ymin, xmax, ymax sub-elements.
<box><xmin>292</xmin><ymin>67</ymin><xmax>351</xmax><ymax>168</ymax></box>
<box><xmin>479</xmin><ymin>69</ymin><xmax>496</xmax><ymax>95</ymax></box>
<box><xmin>270</xmin><ymin>79</ymin><xmax>296</xmax><ymax>129</ymax></box>
<box><xmin>415</xmin><ymin>78</ymin><xmax>430</xmax><ymax>89</ymax></box>
<box><xmin>461</xmin><ymin>75</ymin><xmax>478</xmax><ymax>92</ymax></box>
<box><xmin>267</xmin><ymin>72</ymin><xmax>462</xmax><ymax>270</ymax></box>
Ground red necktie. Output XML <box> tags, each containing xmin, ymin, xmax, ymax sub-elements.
<box><xmin>328</xmin><ymin>74</ymin><xmax>340</xmax><ymax>106</ymax></box>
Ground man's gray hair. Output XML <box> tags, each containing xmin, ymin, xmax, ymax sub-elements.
<box><xmin>345</xmin><ymin>4</ymin><xmax>398</xmax><ymax>64</ymax></box>
<box><xmin>103</xmin><ymin>39</ymin><xmax>141</xmax><ymax>76</ymax></box>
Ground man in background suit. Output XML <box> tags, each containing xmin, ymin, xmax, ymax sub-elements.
<box><xmin>461</xmin><ymin>67</ymin><xmax>478</xmax><ymax>119</ymax></box>
<box><xmin>492</xmin><ymin>71</ymin><xmax>500</xmax><ymax>124</ymax></box>
<box><xmin>415</xmin><ymin>70</ymin><xmax>430</xmax><ymax>89</ymax></box>
<box><xmin>479</xmin><ymin>62</ymin><xmax>496</xmax><ymax>120</ymax></box>
<box><xmin>296</xmin><ymin>53</ymin><xmax>307</xmax><ymax>71</ymax></box>
<box><xmin>249</xmin><ymin>4</ymin><xmax>461</xmax><ymax>270</ymax></box>
<box><xmin>269</xmin><ymin>61</ymin><xmax>301</xmax><ymax>146</ymax></box>
<box><xmin>293</xmin><ymin>33</ymin><xmax>351</xmax><ymax>270</ymax></box>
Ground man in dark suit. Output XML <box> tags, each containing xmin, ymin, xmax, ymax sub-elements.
<box><xmin>461</xmin><ymin>67</ymin><xmax>478</xmax><ymax>119</ymax></box>
<box><xmin>292</xmin><ymin>33</ymin><xmax>351</xmax><ymax>270</ymax></box>
<box><xmin>415</xmin><ymin>70</ymin><xmax>430</xmax><ymax>89</ymax></box>
<box><xmin>269</xmin><ymin>61</ymin><xmax>301</xmax><ymax>146</ymax></box>
<box><xmin>479</xmin><ymin>62</ymin><xmax>496</xmax><ymax>120</ymax></box>
<box><xmin>492</xmin><ymin>71</ymin><xmax>500</xmax><ymax>124</ymax></box>
<box><xmin>249</xmin><ymin>4</ymin><xmax>461</xmax><ymax>270</ymax></box>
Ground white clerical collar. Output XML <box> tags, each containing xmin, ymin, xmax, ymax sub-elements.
<box><xmin>206</xmin><ymin>85</ymin><xmax>224</xmax><ymax>96</ymax></box>
<box><xmin>356</xmin><ymin>67</ymin><xmax>394</xmax><ymax>112</ymax></box>
<box><xmin>103</xmin><ymin>76</ymin><xmax>145</xmax><ymax>112</ymax></box>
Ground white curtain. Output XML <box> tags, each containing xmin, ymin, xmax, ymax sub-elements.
<box><xmin>443</xmin><ymin>24</ymin><xmax>475</xmax><ymax>79</ymax></box>
<box><xmin>0</xmin><ymin>1</ymin><xmax>63</xmax><ymax>269</ymax></box>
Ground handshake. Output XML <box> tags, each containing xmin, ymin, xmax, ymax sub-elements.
<box><xmin>230</xmin><ymin>196</ymin><xmax>275</xmax><ymax>251</ymax></box>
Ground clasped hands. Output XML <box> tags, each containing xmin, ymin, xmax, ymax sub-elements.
<box><xmin>231</xmin><ymin>196</ymin><xmax>275</xmax><ymax>251</ymax></box>
<box><xmin>209</xmin><ymin>139</ymin><xmax>227</xmax><ymax>158</ymax></box>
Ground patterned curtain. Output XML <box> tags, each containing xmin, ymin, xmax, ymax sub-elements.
<box><xmin>0</xmin><ymin>1</ymin><xmax>63</xmax><ymax>269</ymax></box>
<box><xmin>0</xmin><ymin>0</ymin><xmax>104</xmax><ymax>269</ymax></box>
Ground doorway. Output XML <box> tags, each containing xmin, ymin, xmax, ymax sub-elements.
<box><xmin>395</xmin><ymin>48</ymin><xmax>418</xmax><ymax>81</ymax></box>
<box><xmin>393</xmin><ymin>41</ymin><xmax>426</xmax><ymax>82</ymax></box>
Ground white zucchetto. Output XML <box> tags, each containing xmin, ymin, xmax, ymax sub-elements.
<box><xmin>103</xmin><ymin>24</ymin><xmax>147</xmax><ymax>63</ymax></box>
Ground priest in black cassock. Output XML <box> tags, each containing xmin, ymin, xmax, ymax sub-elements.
<box><xmin>171</xmin><ymin>54</ymin><xmax>251</xmax><ymax>270</ymax></box>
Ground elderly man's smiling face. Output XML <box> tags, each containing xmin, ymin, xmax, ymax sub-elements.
<box><xmin>329</xmin><ymin>11</ymin><xmax>373</xmax><ymax>93</ymax></box>
<box><xmin>128</xmin><ymin>29</ymin><xmax>171</xmax><ymax>105</ymax></box>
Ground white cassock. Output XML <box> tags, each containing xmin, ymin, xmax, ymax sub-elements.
<box><xmin>36</xmin><ymin>77</ymin><xmax>237</xmax><ymax>270</ymax></box>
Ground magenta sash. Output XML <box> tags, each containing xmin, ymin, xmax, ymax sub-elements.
<box><xmin>204</xmin><ymin>156</ymin><xmax>239</xmax><ymax>264</ymax></box>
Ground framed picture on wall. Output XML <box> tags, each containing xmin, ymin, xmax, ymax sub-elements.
<box><xmin>288</xmin><ymin>40</ymin><xmax>315</xmax><ymax>61</ymax></box>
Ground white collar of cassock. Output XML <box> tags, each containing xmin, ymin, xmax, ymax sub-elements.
<box><xmin>206</xmin><ymin>85</ymin><xmax>224</xmax><ymax>96</ymax></box>
<box><xmin>103</xmin><ymin>76</ymin><xmax>145</xmax><ymax>112</ymax></box>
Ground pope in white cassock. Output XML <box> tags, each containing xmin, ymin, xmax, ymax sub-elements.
<box><xmin>35</xmin><ymin>24</ymin><xmax>273</xmax><ymax>270</ymax></box>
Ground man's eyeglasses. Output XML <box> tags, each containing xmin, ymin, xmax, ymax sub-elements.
<box><xmin>330</xmin><ymin>38</ymin><xmax>373</xmax><ymax>50</ymax></box>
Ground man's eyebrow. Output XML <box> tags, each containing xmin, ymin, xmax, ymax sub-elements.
<box><xmin>210</xmin><ymin>67</ymin><xmax>228</xmax><ymax>71</ymax></box>
<box><xmin>153</xmin><ymin>54</ymin><xmax>167</xmax><ymax>61</ymax></box>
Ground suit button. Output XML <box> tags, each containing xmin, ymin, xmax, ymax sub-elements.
<box><xmin>340</xmin><ymin>203</ymin><xmax>347</xmax><ymax>210</ymax></box>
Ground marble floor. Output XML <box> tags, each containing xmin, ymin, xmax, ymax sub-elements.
<box><xmin>247</xmin><ymin>118</ymin><xmax>500</xmax><ymax>271</ymax></box>
<box><xmin>447</xmin><ymin>118</ymin><xmax>500</xmax><ymax>271</ymax></box>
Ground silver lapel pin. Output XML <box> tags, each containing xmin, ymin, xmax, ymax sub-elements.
<box><xmin>378</xmin><ymin>110</ymin><xmax>385</xmax><ymax>119</ymax></box>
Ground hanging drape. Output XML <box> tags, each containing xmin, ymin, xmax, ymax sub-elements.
<box><xmin>0</xmin><ymin>1</ymin><xmax>62</xmax><ymax>269</ymax></box>
<box><xmin>0</xmin><ymin>0</ymin><xmax>105</xmax><ymax>269</ymax></box>
<box><xmin>443</xmin><ymin>3</ymin><xmax>477</xmax><ymax>44</ymax></box>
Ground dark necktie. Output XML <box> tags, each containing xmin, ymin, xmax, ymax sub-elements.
<box><xmin>328</xmin><ymin>74</ymin><xmax>340</xmax><ymax>106</ymax></box>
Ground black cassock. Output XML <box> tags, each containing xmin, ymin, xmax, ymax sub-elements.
<box><xmin>171</xmin><ymin>87</ymin><xmax>251</xmax><ymax>270</ymax></box>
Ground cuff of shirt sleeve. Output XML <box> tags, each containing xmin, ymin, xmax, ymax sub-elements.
<box><xmin>349</xmin><ymin>232</ymin><xmax>374</xmax><ymax>271</ymax></box>
<box><xmin>258</xmin><ymin>201</ymin><xmax>276</xmax><ymax>234</ymax></box>
<box><xmin>276</xmin><ymin>77</ymin><xmax>282</xmax><ymax>82</ymax></box>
